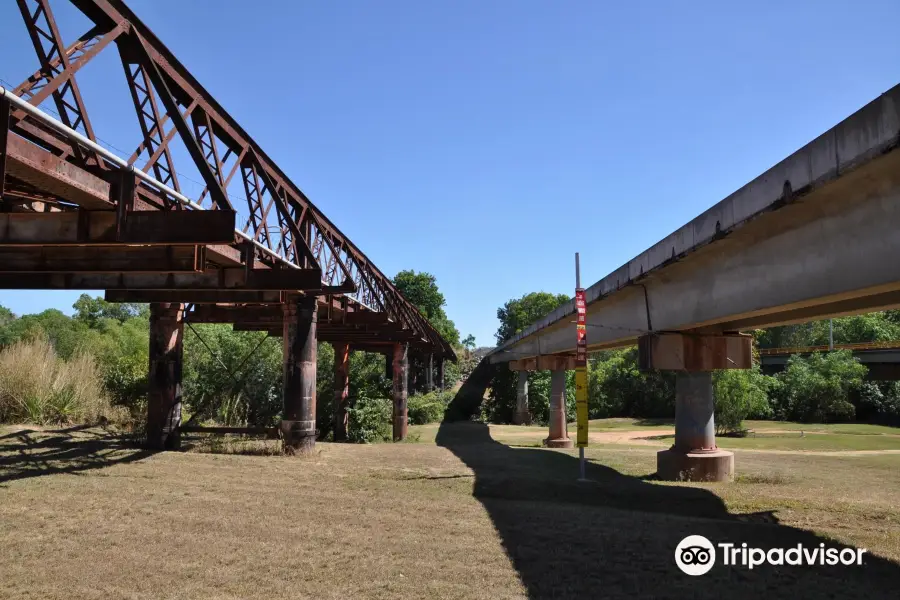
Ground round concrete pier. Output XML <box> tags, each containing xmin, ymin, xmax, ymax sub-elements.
<box><xmin>656</xmin><ymin>448</ymin><xmax>734</xmax><ymax>482</ymax></box>
<box><xmin>544</xmin><ymin>437</ymin><xmax>574</xmax><ymax>449</ymax></box>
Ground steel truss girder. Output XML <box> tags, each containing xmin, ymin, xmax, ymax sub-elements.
<box><xmin>6</xmin><ymin>0</ymin><xmax>455</xmax><ymax>359</ymax></box>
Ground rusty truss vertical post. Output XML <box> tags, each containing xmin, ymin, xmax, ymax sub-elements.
<box><xmin>392</xmin><ymin>343</ymin><xmax>409</xmax><ymax>442</ymax></box>
<box><xmin>147</xmin><ymin>302</ymin><xmax>184</xmax><ymax>450</ymax></box>
<box><xmin>333</xmin><ymin>342</ymin><xmax>350</xmax><ymax>442</ymax></box>
<box><xmin>281</xmin><ymin>296</ymin><xmax>317</xmax><ymax>454</ymax></box>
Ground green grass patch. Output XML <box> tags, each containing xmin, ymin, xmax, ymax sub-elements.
<box><xmin>745</xmin><ymin>420</ymin><xmax>900</xmax><ymax>436</ymax></box>
<box><xmin>644</xmin><ymin>431</ymin><xmax>900</xmax><ymax>452</ymax></box>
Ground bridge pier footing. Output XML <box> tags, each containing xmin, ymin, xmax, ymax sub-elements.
<box><xmin>146</xmin><ymin>302</ymin><xmax>184</xmax><ymax>451</ymax></box>
<box><xmin>544</xmin><ymin>369</ymin><xmax>573</xmax><ymax>448</ymax></box>
<box><xmin>392</xmin><ymin>343</ymin><xmax>409</xmax><ymax>441</ymax></box>
<box><xmin>281</xmin><ymin>296</ymin><xmax>318</xmax><ymax>454</ymax></box>
<box><xmin>512</xmin><ymin>371</ymin><xmax>531</xmax><ymax>425</ymax></box>
<box><xmin>657</xmin><ymin>372</ymin><xmax>734</xmax><ymax>482</ymax></box>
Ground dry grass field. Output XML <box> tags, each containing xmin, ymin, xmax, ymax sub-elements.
<box><xmin>2</xmin><ymin>421</ymin><xmax>900</xmax><ymax>599</ymax></box>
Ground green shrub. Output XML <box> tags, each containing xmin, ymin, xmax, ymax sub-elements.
<box><xmin>773</xmin><ymin>350</ymin><xmax>865</xmax><ymax>423</ymax></box>
<box><xmin>408</xmin><ymin>390</ymin><xmax>454</xmax><ymax>425</ymax></box>
<box><xmin>713</xmin><ymin>366</ymin><xmax>772</xmax><ymax>435</ymax></box>
<box><xmin>592</xmin><ymin>348</ymin><xmax>675</xmax><ymax>419</ymax></box>
<box><xmin>851</xmin><ymin>381</ymin><xmax>900</xmax><ymax>426</ymax></box>
<box><xmin>347</xmin><ymin>396</ymin><xmax>392</xmax><ymax>443</ymax></box>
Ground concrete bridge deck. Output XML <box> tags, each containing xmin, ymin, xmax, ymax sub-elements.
<box><xmin>490</xmin><ymin>84</ymin><xmax>900</xmax><ymax>363</ymax></box>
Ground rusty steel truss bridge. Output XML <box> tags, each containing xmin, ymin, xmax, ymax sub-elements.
<box><xmin>0</xmin><ymin>0</ymin><xmax>455</xmax><ymax>451</ymax></box>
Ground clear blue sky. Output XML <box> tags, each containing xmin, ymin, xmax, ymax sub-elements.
<box><xmin>1</xmin><ymin>0</ymin><xmax>899</xmax><ymax>346</ymax></box>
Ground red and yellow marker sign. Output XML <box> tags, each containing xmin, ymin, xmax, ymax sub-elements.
<box><xmin>575</xmin><ymin>288</ymin><xmax>588</xmax><ymax>448</ymax></box>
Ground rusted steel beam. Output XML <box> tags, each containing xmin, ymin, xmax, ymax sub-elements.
<box><xmin>189</xmin><ymin>304</ymin><xmax>282</xmax><ymax>324</ymax></box>
<box><xmin>131</xmin><ymin>33</ymin><xmax>231</xmax><ymax>211</ymax></box>
<box><xmin>392</xmin><ymin>343</ymin><xmax>408</xmax><ymax>442</ymax></box>
<box><xmin>106</xmin><ymin>289</ymin><xmax>282</xmax><ymax>304</ymax></box>
<box><xmin>146</xmin><ymin>302</ymin><xmax>184</xmax><ymax>450</ymax></box>
<box><xmin>253</xmin><ymin>153</ymin><xmax>318</xmax><ymax>268</ymax></box>
<box><xmin>0</xmin><ymin>244</ymin><xmax>202</xmax><ymax>272</ymax></box>
<box><xmin>193</xmin><ymin>109</ymin><xmax>225</xmax><ymax>188</ymax></box>
<box><xmin>16</xmin><ymin>0</ymin><xmax>102</xmax><ymax>165</ymax></box>
<box><xmin>129</xmin><ymin>99</ymin><xmax>197</xmax><ymax>175</ymax></box>
<box><xmin>13</xmin><ymin>23</ymin><xmax>108</xmax><ymax>98</ymax></box>
<box><xmin>241</xmin><ymin>159</ymin><xmax>272</xmax><ymax>249</ymax></box>
<box><xmin>0</xmin><ymin>209</ymin><xmax>235</xmax><ymax>245</ymax></box>
<box><xmin>5</xmin><ymin>134</ymin><xmax>113</xmax><ymax>209</ymax></box>
<box><xmin>119</xmin><ymin>42</ymin><xmax>182</xmax><ymax>194</ymax></box>
<box><xmin>333</xmin><ymin>341</ymin><xmax>350</xmax><ymax>442</ymax></box>
<box><xmin>281</xmin><ymin>296</ymin><xmax>317</xmax><ymax>454</ymax></box>
<box><xmin>344</xmin><ymin>311</ymin><xmax>391</xmax><ymax>325</ymax></box>
<box><xmin>0</xmin><ymin>268</ymin><xmax>322</xmax><ymax>290</ymax></box>
<box><xmin>205</xmin><ymin>243</ymin><xmax>244</xmax><ymax>266</ymax></box>
<box><xmin>21</xmin><ymin>23</ymin><xmax>125</xmax><ymax>116</ymax></box>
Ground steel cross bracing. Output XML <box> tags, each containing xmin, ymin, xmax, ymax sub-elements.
<box><xmin>0</xmin><ymin>0</ymin><xmax>454</xmax><ymax>359</ymax></box>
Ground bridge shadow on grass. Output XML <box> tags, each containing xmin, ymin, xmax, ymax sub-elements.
<box><xmin>436</xmin><ymin>421</ymin><xmax>900</xmax><ymax>599</ymax></box>
<box><xmin>0</xmin><ymin>425</ymin><xmax>154</xmax><ymax>485</ymax></box>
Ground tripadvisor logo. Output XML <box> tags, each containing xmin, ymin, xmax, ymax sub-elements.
<box><xmin>675</xmin><ymin>535</ymin><xmax>867</xmax><ymax>576</ymax></box>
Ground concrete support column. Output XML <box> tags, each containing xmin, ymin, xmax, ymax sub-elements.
<box><xmin>426</xmin><ymin>353</ymin><xmax>434</xmax><ymax>392</ymax></box>
<box><xmin>438</xmin><ymin>358</ymin><xmax>445</xmax><ymax>392</ymax></box>
<box><xmin>674</xmin><ymin>372</ymin><xmax>716</xmax><ymax>452</ymax></box>
<box><xmin>544</xmin><ymin>369</ymin><xmax>573</xmax><ymax>448</ymax></box>
<box><xmin>512</xmin><ymin>371</ymin><xmax>530</xmax><ymax>425</ymax></box>
<box><xmin>281</xmin><ymin>296</ymin><xmax>317</xmax><ymax>454</ymax></box>
<box><xmin>392</xmin><ymin>343</ymin><xmax>409</xmax><ymax>441</ymax></box>
<box><xmin>147</xmin><ymin>302</ymin><xmax>184</xmax><ymax>450</ymax></box>
<box><xmin>657</xmin><ymin>371</ymin><xmax>734</xmax><ymax>481</ymax></box>
<box><xmin>333</xmin><ymin>342</ymin><xmax>350</xmax><ymax>442</ymax></box>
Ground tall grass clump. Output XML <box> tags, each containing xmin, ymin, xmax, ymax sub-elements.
<box><xmin>0</xmin><ymin>336</ymin><xmax>120</xmax><ymax>425</ymax></box>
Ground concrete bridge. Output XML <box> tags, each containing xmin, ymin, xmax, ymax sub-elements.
<box><xmin>0</xmin><ymin>0</ymin><xmax>454</xmax><ymax>452</ymax></box>
<box><xmin>759</xmin><ymin>342</ymin><xmax>900</xmax><ymax>380</ymax></box>
<box><xmin>490</xmin><ymin>82</ymin><xmax>900</xmax><ymax>481</ymax></box>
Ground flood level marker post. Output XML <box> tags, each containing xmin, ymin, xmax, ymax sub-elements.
<box><xmin>575</xmin><ymin>252</ymin><xmax>590</xmax><ymax>482</ymax></box>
